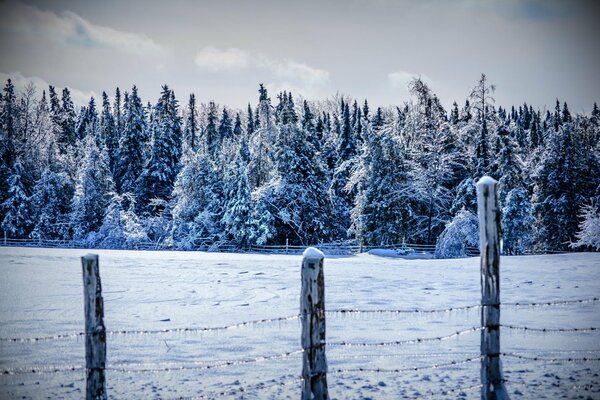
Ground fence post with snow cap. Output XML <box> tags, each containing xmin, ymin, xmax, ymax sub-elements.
<box><xmin>81</xmin><ymin>254</ymin><xmax>107</xmax><ymax>400</ymax></box>
<box><xmin>476</xmin><ymin>176</ymin><xmax>509</xmax><ymax>400</ymax></box>
<box><xmin>301</xmin><ymin>247</ymin><xmax>329</xmax><ymax>400</ymax></box>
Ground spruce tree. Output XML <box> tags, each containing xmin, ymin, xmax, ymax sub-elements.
<box><xmin>115</xmin><ymin>86</ymin><xmax>147</xmax><ymax>194</ymax></box>
<box><xmin>351</xmin><ymin>125</ymin><xmax>412</xmax><ymax>245</ymax></box>
<box><xmin>1</xmin><ymin>160</ymin><xmax>33</xmax><ymax>238</ymax></box>
<box><xmin>502</xmin><ymin>187</ymin><xmax>534</xmax><ymax>255</ymax></box>
<box><xmin>100</xmin><ymin>92</ymin><xmax>119</xmax><ymax>174</ymax></box>
<box><xmin>70</xmin><ymin>135</ymin><xmax>114</xmax><ymax>244</ymax></box>
<box><xmin>183</xmin><ymin>94</ymin><xmax>199</xmax><ymax>152</ymax></box>
<box><xmin>30</xmin><ymin>167</ymin><xmax>73</xmax><ymax>241</ymax></box>
<box><xmin>204</xmin><ymin>101</ymin><xmax>219</xmax><ymax>159</ymax></box>
<box><xmin>171</xmin><ymin>150</ymin><xmax>221</xmax><ymax>249</ymax></box>
<box><xmin>233</xmin><ymin>112</ymin><xmax>243</xmax><ymax>137</ymax></box>
<box><xmin>136</xmin><ymin>85</ymin><xmax>182</xmax><ymax>215</ymax></box>
<box><xmin>222</xmin><ymin>152</ymin><xmax>257</xmax><ymax>247</ymax></box>
<box><xmin>218</xmin><ymin>107</ymin><xmax>233</xmax><ymax>139</ymax></box>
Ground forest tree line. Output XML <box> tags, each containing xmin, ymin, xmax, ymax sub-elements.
<box><xmin>0</xmin><ymin>74</ymin><xmax>599</xmax><ymax>255</ymax></box>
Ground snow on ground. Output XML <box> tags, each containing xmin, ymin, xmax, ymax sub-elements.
<box><xmin>0</xmin><ymin>247</ymin><xmax>599</xmax><ymax>399</ymax></box>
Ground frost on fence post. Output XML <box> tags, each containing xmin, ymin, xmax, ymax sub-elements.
<box><xmin>82</xmin><ymin>254</ymin><xmax>107</xmax><ymax>400</ymax></box>
<box><xmin>300</xmin><ymin>247</ymin><xmax>329</xmax><ymax>400</ymax></box>
<box><xmin>476</xmin><ymin>177</ymin><xmax>509</xmax><ymax>400</ymax></box>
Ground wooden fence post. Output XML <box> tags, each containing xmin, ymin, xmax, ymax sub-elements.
<box><xmin>81</xmin><ymin>254</ymin><xmax>107</xmax><ymax>400</ymax></box>
<box><xmin>476</xmin><ymin>177</ymin><xmax>509</xmax><ymax>400</ymax></box>
<box><xmin>301</xmin><ymin>247</ymin><xmax>329</xmax><ymax>400</ymax></box>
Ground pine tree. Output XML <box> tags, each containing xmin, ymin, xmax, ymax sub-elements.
<box><xmin>222</xmin><ymin>152</ymin><xmax>257</xmax><ymax>246</ymax></box>
<box><xmin>0</xmin><ymin>80</ymin><xmax>18</xmax><ymax>221</ymax></box>
<box><xmin>502</xmin><ymin>187</ymin><xmax>534</xmax><ymax>255</ymax></box>
<box><xmin>233</xmin><ymin>112</ymin><xmax>243</xmax><ymax>136</ymax></box>
<box><xmin>76</xmin><ymin>97</ymin><xmax>98</xmax><ymax>141</ymax></box>
<box><xmin>351</xmin><ymin>125</ymin><xmax>412</xmax><ymax>245</ymax></box>
<box><xmin>204</xmin><ymin>101</ymin><xmax>219</xmax><ymax>159</ymax></box>
<box><xmin>496</xmin><ymin>125</ymin><xmax>524</xmax><ymax>205</ymax></box>
<box><xmin>115</xmin><ymin>86</ymin><xmax>147</xmax><ymax>194</ymax></box>
<box><xmin>258</xmin><ymin>117</ymin><xmax>334</xmax><ymax>244</ymax></box>
<box><xmin>371</xmin><ymin>107</ymin><xmax>385</xmax><ymax>130</ymax></box>
<box><xmin>70</xmin><ymin>136</ymin><xmax>114</xmax><ymax>244</ymax></box>
<box><xmin>329</xmin><ymin>101</ymin><xmax>357</xmax><ymax>234</ymax></box>
<box><xmin>533</xmin><ymin>123</ymin><xmax>586</xmax><ymax>251</ymax></box>
<box><xmin>113</xmin><ymin>88</ymin><xmax>123</xmax><ymax>139</ymax></box>
<box><xmin>171</xmin><ymin>150</ymin><xmax>221</xmax><ymax>249</ymax></box>
<box><xmin>218</xmin><ymin>107</ymin><xmax>233</xmax><ymax>139</ymax></box>
<box><xmin>58</xmin><ymin>88</ymin><xmax>77</xmax><ymax>152</ymax></box>
<box><xmin>1</xmin><ymin>160</ymin><xmax>33</xmax><ymax>238</ymax></box>
<box><xmin>249</xmin><ymin>84</ymin><xmax>276</xmax><ymax>189</ymax></box>
<box><xmin>100</xmin><ymin>92</ymin><xmax>119</xmax><ymax>175</ymax></box>
<box><xmin>136</xmin><ymin>85</ymin><xmax>182</xmax><ymax>215</ymax></box>
<box><xmin>183</xmin><ymin>94</ymin><xmax>199</xmax><ymax>152</ymax></box>
<box><xmin>246</xmin><ymin>104</ymin><xmax>255</xmax><ymax>136</ymax></box>
<box><xmin>29</xmin><ymin>167</ymin><xmax>73</xmax><ymax>241</ymax></box>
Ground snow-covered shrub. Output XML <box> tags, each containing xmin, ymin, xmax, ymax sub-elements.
<box><xmin>96</xmin><ymin>193</ymin><xmax>148</xmax><ymax>249</ymax></box>
<box><xmin>571</xmin><ymin>203</ymin><xmax>600</xmax><ymax>250</ymax></box>
<box><xmin>434</xmin><ymin>209</ymin><xmax>478</xmax><ymax>258</ymax></box>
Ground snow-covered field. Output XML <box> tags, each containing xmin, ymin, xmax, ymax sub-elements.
<box><xmin>0</xmin><ymin>247</ymin><xmax>599</xmax><ymax>399</ymax></box>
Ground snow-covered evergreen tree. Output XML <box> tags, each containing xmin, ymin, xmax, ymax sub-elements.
<box><xmin>533</xmin><ymin>122</ymin><xmax>587</xmax><ymax>251</ymax></box>
<box><xmin>258</xmin><ymin>98</ymin><xmax>335</xmax><ymax>244</ymax></box>
<box><xmin>115</xmin><ymin>86</ymin><xmax>147</xmax><ymax>194</ymax></box>
<box><xmin>70</xmin><ymin>136</ymin><xmax>114</xmax><ymax>244</ymax></box>
<box><xmin>136</xmin><ymin>85</ymin><xmax>182</xmax><ymax>215</ymax></box>
<box><xmin>30</xmin><ymin>167</ymin><xmax>73</xmax><ymax>241</ymax></box>
<box><xmin>502</xmin><ymin>187</ymin><xmax>534</xmax><ymax>255</ymax></box>
<box><xmin>183</xmin><ymin>94</ymin><xmax>199</xmax><ymax>152</ymax></box>
<box><xmin>329</xmin><ymin>100</ymin><xmax>357</xmax><ymax>235</ymax></box>
<box><xmin>171</xmin><ymin>150</ymin><xmax>221</xmax><ymax>249</ymax></box>
<box><xmin>1</xmin><ymin>160</ymin><xmax>33</xmax><ymax>238</ymax></box>
<box><xmin>571</xmin><ymin>202</ymin><xmax>600</xmax><ymax>250</ymax></box>
<box><xmin>350</xmin><ymin>125</ymin><xmax>412</xmax><ymax>245</ymax></box>
<box><xmin>248</xmin><ymin>84</ymin><xmax>276</xmax><ymax>189</ymax></box>
<box><xmin>222</xmin><ymin>146</ymin><xmax>259</xmax><ymax>247</ymax></box>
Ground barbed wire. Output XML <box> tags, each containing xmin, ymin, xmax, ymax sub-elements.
<box><xmin>0</xmin><ymin>364</ymin><xmax>84</xmax><ymax>375</ymax></box>
<box><xmin>502</xmin><ymin>352</ymin><xmax>600</xmax><ymax>363</ymax></box>
<box><xmin>502</xmin><ymin>325</ymin><xmax>599</xmax><ymax>333</ymax></box>
<box><xmin>0</xmin><ymin>350</ymin><xmax>303</xmax><ymax>376</ymax></box>
<box><xmin>0</xmin><ymin>315</ymin><xmax>300</xmax><ymax>343</ymax></box>
<box><xmin>2</xmin><ymin>298</ymin><xmax>597</xmax><ymax>343</ymax></box>
<box><xmin>327</xmin><ymin>297</ymin><xmax>599</xmax><ymax>316</ymax></box>
<box><xmin>328</xmin><ymin>305</ymin><xmax>482</xmax><ymax>314</ymax></box>
<box><xmin>330</xmin><ymin>356</ymin><xmax>483</xmax><ymax>375</ymax></box>
<box><xmin>328</xmin><ymin>326</ymin><xmax>484</xmax><ymax>348</ymax></box>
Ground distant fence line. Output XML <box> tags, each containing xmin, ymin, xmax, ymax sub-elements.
<box><xmin>0</xmin><ymin>236</ymin><xmax>577</xmax><ymax>256</ymax></box>
<box><xmin>0</xmin><ymin>236</ymin><xmax>470</xmax><ymax>255</ymax></box>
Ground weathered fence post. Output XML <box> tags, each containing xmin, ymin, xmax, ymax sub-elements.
<box><xmin>301</xmin><ymin>247</ymin><xmax>329</xmax><ymax>400</ymax></box>
<box><xmin>476</xmin><ymin>177</ymin><xmax>509</xmax><ymax>400</ymax></box>
<box><xmin>286</xmin><ymin>237</ymin><xmax>290</xmax><ymax>253</ymax></box>
<box><xmin>81</xmin><ymin>254</ymin><xmax>107</xmax><ymax>400</ymax></box>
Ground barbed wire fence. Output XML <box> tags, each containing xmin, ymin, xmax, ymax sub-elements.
<box><xmin>2</xmin><ymin>293</ymin><xmax>599</xmax><ymax>397</ymax></box>
<box><xmin>2</xmin><ymin>177</ymin><xmax>599</xmax><ymax>399</ymax></box>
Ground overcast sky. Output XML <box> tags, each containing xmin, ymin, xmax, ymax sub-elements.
<box><xmin>0</xmin><ymin>0</ymin><xmax>598</xmax><ymax>112</ymax></box>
